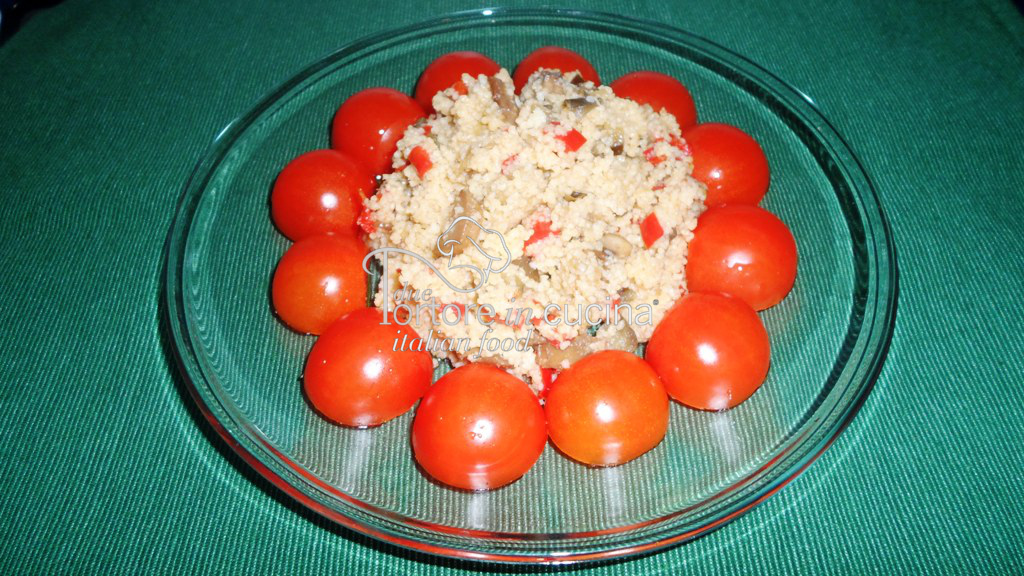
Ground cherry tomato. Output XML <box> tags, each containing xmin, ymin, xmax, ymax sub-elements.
<box><xmin>411</xmin><ymin>364</ymin><xmax>546</xmax><ymax>490</ymax></box>
<box><xmin>304</xmin><ymin>308</ymin><xmax>433</xmax><ymax>427</ymax></box>
<box><xmin>513</xmin><ymin>46</ymin><xmax>599</xmax><ymax>93</ymax></box>
<box><xmin>414</xmin><ymin>51</ymin><xmax>501</xmax><ymax>112</ymax></box>
<box><xmin>686</xmin><ymin>205</ymin><xmax>797</xmax><ymax>311</ymax></box>
<box><xmin>271</xmin><ymin>235</ymin><xmax>368</xmax><ymax>335</ymax></box>
<box><xmin>270</xmin><ymin>149</ymin><xmax>376</xmax><ymax>241</ymax></box>
<box><xmin>682</xmin><ymin>123</ymin><xmax>770</xmax><ymax>206</ymax></box>
<box><xmin>545</xmin><ymin>350</ymin><xmax>669</xmax><ymax>467</ymax></box>
<box><xmin>647</xmin><ymin>292</ymin><xmax>769</xmax><ymax>410</ymax></box>
<box><xmin>331</xmin><ymin>88</ymin><xmax>425</xmax><ymax>177</ymax></box>
<box><xmin>610</xmin><ymin>71</ymin><xmax>697</xmax><ymax>130</ymax></box>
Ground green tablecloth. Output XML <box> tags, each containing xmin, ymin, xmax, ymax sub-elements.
<box><xmin>2</xmin><ymin>0</ymin><xmax>1022</xmax><ymax>573</ymax></box>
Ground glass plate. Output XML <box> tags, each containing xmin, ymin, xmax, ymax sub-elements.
<box><xmin>163</xmin><ymin>8</ymin><xmax>898</xmax><ymax>564</ymax></box>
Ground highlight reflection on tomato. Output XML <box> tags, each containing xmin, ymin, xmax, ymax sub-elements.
<box><xmin>331</xmin><ymin>87</ymin><xmax>425</xmax><ymax>177</ymax></box>
<box><xmin>271</xmin><ymin>235</ymin><xmax>368</xmax><ymax>335</ymax></box>
<box><xmin>411</xmin><ymin>364</ymin><xmax>546</xmax><ymax>490</ymax></box>
<box><xmin>545</xmin><ymin>350</ymin><xmax>669</xmax><ymax>467</ymax></box>
<box><xmin>682</xmin><ymin>122</ymin><xmax>770</xmax><ymax>206</ymax></box>
<box><xmin>271</xmin><ymin>149</ymin><xmax>376</xmax><ymax>241</ymax></box>
<box><xmin>646</xmin><ymin>292</ymin><xmax>770</xmax><ymax>411</ymax></box>
<box><xmin>686</xmin><ymin>204</ymin><xmax>798</xmax><ymax>311</ymax></box>
<box><xmin>304</xmin><ymin>308</ymin><xmax>433</xmax><ymax>427</ymax></box>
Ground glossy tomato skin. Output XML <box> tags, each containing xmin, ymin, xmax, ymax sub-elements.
<box><xmin>545</xmin><ymin>350</ymin><xmax>669</xmax><ymax>467</ymax></box>
<box><xmin>411</xmin><ymin>364</ymin><xmax>546</xmax><ymax>490</ymax></box>
<box><xmin>610</xmin><ymin>71</ymin><xmax>697</xmax><ymax>130</ymax></box>
<box><xmin>686</xmin><ymin>205</ymin><xmax>797</xmax><ymax>311</ymax></box>
<box><xmin>331</xmin><ymin>87</ymin><xmax>425</xmax><ymax>177</ymax></box>
<box><xmin>304</xmin><ymin>308</ymin><xmax>433</xmax><ymax>427</ymax></box>
<box><xmin>646</xmin><ymin>292</ymin><xmax>770</xmax><ymax>411</ymax></box>
<box><xmin>271</xmin><ymin>235</ymin><xmax>368</xmax><ymax>335</ymax></box>
<box><xmin>682</xmin><ymin>122</ymin><xmax>770</xmax><ymax>206</ymax></box>
<box><xmin>414</xmin><ymin>51</ymin><xmax>501</xmax><ymax>112</ymax></box>
<box><xmin>271</xmin><ymin>149</ymin><xmax>377</xmax><ymax>241</ymax></box>
<box><xmin>513</xmin><ymin>46</ymin><xmax>599</xmax><ymax>93</ymax></box>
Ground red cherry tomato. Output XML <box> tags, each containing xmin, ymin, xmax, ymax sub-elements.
<box><xmin>646</xmin><ymin>292</ymin><xmax>770</xmax><ymax>411</ymax></box>
<box><xmin>513</xmin><ymin>46</ymin><xmax>599</xmax><ymax>93</ymax></box>
<box><xmin>686</xmin><ymin>205</ymin><xmax>797</xmax><ymax>311</ymax></box>
<box><xmin>331</xmin><ymin>88</ymin><xmax>425</xmax><ymax>177</ymax></box>
<box><xmin>270</xmin><ymin>149</ymin><xmax>376</xmax><ymax>241</ymax></box>
<box><xmin>411</xmin><ymin>364</ymin><xmax>546</xmax><ymax>490</ymax></box>
<box><xmin>304</xmin><ymin>308</ymin><xmax>433</xmax><ymax>427</ymax></box>
<box><xmin>610</xmin><ymin>71</ymin><xmax>697</xmax><ymax>130</ymax></box>
<box><xmin>682</xmin><ymin>123</ymin><xmax>770</xmax><ymax>206</ymax></box>
<box><xmin>545</xmin><ymin>350</ymin><xmax>669</xmax><ymax>467</ymax></box>
<box><xmin>271</xmin><ymin>235</ymin><xmax>368</xmax><ymax>335</ymax></box>
<box><xmin>414</xmin><ymin>51</ymin><xmax>501</xmax><ymax>112</ymax></box>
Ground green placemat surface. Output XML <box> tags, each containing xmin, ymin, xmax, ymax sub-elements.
<box><xmin>1</xmin><ymin>1</ymin><xmax>1022</xmax><ymax>573</ymax></box>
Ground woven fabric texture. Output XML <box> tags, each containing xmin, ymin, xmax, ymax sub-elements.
<box><xmin>1</xmin><ymin>0</ymin><xmax>1022</xmax><ymax>573</ymax></box>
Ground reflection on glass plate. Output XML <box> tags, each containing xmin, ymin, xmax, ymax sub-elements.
<box><xmin>163</xmin><ymin>8</ymin><xmax>897</xmax><ymax>564</ymax></box>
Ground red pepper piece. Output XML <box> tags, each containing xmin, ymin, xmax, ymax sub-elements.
<box><xmin>556</xmin><ymin>129</ymin><xmax>587</xmax><ymax>152</ymax></box>
<box><xmin>356</xmin><ymin>207</ymin><xmax>376</xmax><ymax>234</ymax></box>
<box><xmin>640</xmin><ymin>213</ymin><xmax>664</xmax><ymax>247</ymax></box>
<box><xmin>644</xmin><ymin>146</ymin><xmax>665</xmax><ymax>166</ymax></box>
<box><xmin>525</xmin><ymin>219</ymin><xmax>556</xmax><ymax>247</ymax></box>
<box><xmin>408</xmin><ymin>146</ymin><xmax>432</xmax><ymax>177</ymax></box>
<box><xmin>539</xmin><ymin>368</ymin><xmax>557</xmax><ymax>401</ymax></box>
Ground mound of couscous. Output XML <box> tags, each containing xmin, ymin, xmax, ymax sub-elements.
<box><xmin>363</xmin><ymin>68</ymin><xmax>706</xmax><ymax>388</ymax></box>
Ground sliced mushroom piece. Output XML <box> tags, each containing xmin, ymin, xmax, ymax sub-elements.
<box><xmin>535</xmin><ymin>337</ymin><xmax>592</xmax><ymax>369</ymax></box>
<box><xmin>610</xmin><ymin>131</ymin><xmax>625</xmax><ymax>155</ymax></box>
<box><xmin>564</xmin><ymin>97</ymin><xmax>597</xmax><ymax>119</ymax></box>
<box><xmin>509</xmin><ymin>256</ymin><xmax>540</xmax><ymax>296</ymax></box>
<box><xmin>512</xmin><ymin>256</ymin><xmax>541</xmax><ymax>282</ymax></box>
<box><xmin>434</xmin><ymin>190</ymin><xmax>481</xmax><ymax>258</ymax></box>
<box><xmin>601</xmin><ymin>233</ymin><xmax>633</xmax><ymax>258</ymax></box>
<box><xmin>527</xmin><ymin>329</ymin><xmax>547</xmax><ymax>347</ymax></box>
<box><xmin>537</xmin><ymin>70</ymin><xmax>568</xmax><ymax>95</ymax></box>
<box><xmin>487</xmin><ymin>76</ymin><xmax>519</xmax><ymax>123</ymax></box>
<box><xmin>466</xmin><ymin>347</ymin><xmax>508</xmax><ymax>366</ymax></box>
<box><xmin>534</xmin><ymin>321</ymin><xmax>639</xmax><ymax>369</ymax></box>
<box><xmin>568</xmin><ymin>72</ymin><xmax>586</xmax><ymax>86</ymax></box>
<box><xmin>617</xmin><ymin>287</ymin><xmax>638</xmax><ymax>303</ymax></box>
<box><xmin>611</xmin><ymin>289</ymin><xmax>641</xmax><ymax>323</ymax></box>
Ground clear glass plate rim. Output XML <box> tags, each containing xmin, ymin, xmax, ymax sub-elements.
<box><xmin>162</xmin><ymin>6</ymin><xmax>899</xmax><ymax>565</ymax></box>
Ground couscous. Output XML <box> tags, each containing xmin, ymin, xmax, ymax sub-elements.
<box><xmin>363</xmin><ymin>68</ymin><xmax>706</xmax><ymax>387</ymax></box>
